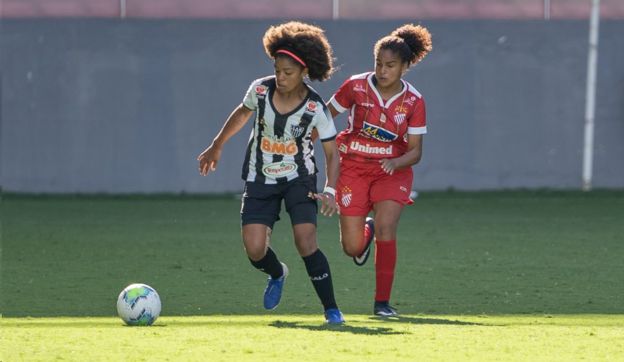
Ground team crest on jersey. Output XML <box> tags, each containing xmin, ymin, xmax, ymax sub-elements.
<box><xmin>305</xmin><ymin>101</ymin><xmax>317</xmax><ymax>114</ymax></box>
<box><xmin>290</xmin><ymin>124</ymin><xmax>305</xmax><ymax>138</ymax></box>
<box><xmin>361</xmin><ymin>121</ymin><xmax>398</xmax><ymax>142</ymax></box>
<box><xmin>255</xmin><ymin>85</ymin><xmax>267</xmax><ymax>98</ymax></box>
<box><xmin>394</xmin><ymin>113</ymin><xmax>406</xmax><ymax>125</ymax></box>
<box><xmin>341</xmin><ymin>186</ymin><xmax>352</xmax><ymax>207</ymax></box>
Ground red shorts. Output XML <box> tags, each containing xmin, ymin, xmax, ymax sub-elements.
<box><xmin>336</xmin><ymin>157</ymin><xmax>414</xmax><ymax>216</ymax></box>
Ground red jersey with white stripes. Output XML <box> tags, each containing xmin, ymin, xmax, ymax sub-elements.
<box><xmin>329</xmin><ymin>72</ymin><xmax>427</xmax><ymax>161</ymax></box>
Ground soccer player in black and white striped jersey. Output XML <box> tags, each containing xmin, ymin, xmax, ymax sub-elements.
<box><xmin>197</xmin><ymin>21</ymin><xmax>344</xmax><ymax>324</ymax></box>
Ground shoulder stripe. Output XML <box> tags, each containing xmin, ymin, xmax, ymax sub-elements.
<box><xmin>306</xmin><ymin>87</ymin><xmax>325</xmax><ymax>104</ymax></box>
<box><xmin>349</xmin><ymin>72</ymin><xmax>371</xmax><ymax>80</ymax></box>
<box><xmin>406</xmin><ymin>82</ymin><xmax>422</xmax><ymax>98</ymax></box>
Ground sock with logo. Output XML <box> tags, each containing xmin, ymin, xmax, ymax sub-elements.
<box><xmin>249</xmin><ymin>247</ymin><xmax>283</xmax><ymax>279</ymax></box>
<box><xmin>303</xmin><ymin>249</ymin><xmax>338</xmax><ymax>311</ymax></box>
<box><xmin>374</xmin><ymin>239</ymin><xmax>397</xmax><ymax>302</ymax></box>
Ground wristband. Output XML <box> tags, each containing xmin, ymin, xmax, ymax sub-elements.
<box><xmin>323</xmin><ymin>186</ymin><xmax>336</xmax><ymax>197</ymax></box>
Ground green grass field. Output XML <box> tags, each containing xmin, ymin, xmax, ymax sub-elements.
<box><xmin>2</xmin><ymin>191</ymin><xmax>623</xmax><ymax>360</ymax></box>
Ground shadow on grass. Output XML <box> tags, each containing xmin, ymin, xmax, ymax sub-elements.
<box><xmin>368</xmin><ymin>315</ymin><xmax>483</xmax><ymax>326</ymax></box>
<box><xmin>269</xmin><ymin>320</ymin><xmax>406</xmax><ymax>335</ymax></box>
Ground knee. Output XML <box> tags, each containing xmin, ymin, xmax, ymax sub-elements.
<box><xmin>295</xmin><ymin>236</ymin><xmax>318</xmax><ymax>256</ymax></box>
<box><xmin>243</xmin><ymin>240</ymin><xmax>267</xmax><ymax>261</ymax></box>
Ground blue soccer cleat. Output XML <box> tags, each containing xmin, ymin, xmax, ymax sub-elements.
<box><xmin>263</xmin><ymin>262</ymin><xmax>288</xmax><ymax>310</ymax></box>
<box><xmin>353</xmin><ymin>217</ymin><xmax>375</xmax><ymax>266</ymax></box>
<box><xmin>324</xmin><ymin>308</ymin><xmax>345</xmax><ymax>324</ymax></box>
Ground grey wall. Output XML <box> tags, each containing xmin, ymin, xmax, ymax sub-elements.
<box><xmin>1</xmin><ymin>19</ymin><xmax>623</xmax><ymax>193</ymax></box>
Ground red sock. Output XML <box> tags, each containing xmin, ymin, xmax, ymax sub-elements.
<box><xmin>374</xmin><ymin>239</ymin><xmax>397</xmax><ymax>302</ymax></box>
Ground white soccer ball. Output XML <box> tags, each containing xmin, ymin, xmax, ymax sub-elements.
<box><xmin>116</xmin><ymin>283</ymin><xmax>161</xmax><ymax>326</ymax></box>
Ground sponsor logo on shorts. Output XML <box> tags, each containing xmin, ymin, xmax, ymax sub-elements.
<box><xmin>341</xmin><ymin>186</ymin><xmax>352</xmax><ymax>207</ymax></box>
<box><xmin>400</xmin><ymin>186</ymin><xmax>408</xmax><ymax>193</ymax></box>
<box><xmin>350</xmin><ymin>141</ymin><xmax>393</xmax><ymax>155</ymax></box>
<box><xmin>361</xmin><ymin>121</ymin><xmax>398</xmax><ymax>142</ymax></box>
<box><xmin>262</xmin><ymin>161</ymin><xmax>298</xmax><ymax>178</ymax></box>
<box><xmin>261</xmin><ymin>137</ymin><xmax>298</xmax><ymax>155</ymax></box>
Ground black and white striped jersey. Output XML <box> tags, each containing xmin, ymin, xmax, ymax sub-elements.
<box><xmin>241</xmin><ymin>76</ymin><xmax>337</xmax><ymax>184</ymax></box>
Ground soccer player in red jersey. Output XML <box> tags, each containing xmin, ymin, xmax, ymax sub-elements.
<box><xmin>328</xmin><ymin>24</ymin><xmax>432</xmax><ymax>316</ymax></box>
<box><xmin>197</xmin><ymin>21</ymin><xmax>344</xmax><ymax>324</ymax></box>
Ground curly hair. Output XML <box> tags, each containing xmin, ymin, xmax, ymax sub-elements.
<box><xmin>374</xmin><ymin>24</ymin><xmax>432</xmax><ymax>67</ymax></box>
<box><xmin>263</xmin><ymin>21</ymin><xmax>334</xmax><ymax>81</ymax></box>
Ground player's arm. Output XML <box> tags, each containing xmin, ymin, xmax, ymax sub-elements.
<box><xmin>318</xmin><ymin>139</ymin><xmax>340</xmax><ymax>216</ymax></box>
<box><xmin>197</xmin><ymin>104</ymin><xmax>253</xmax><ymax>176</ymax></box>
<box><xmin>322</xmin><ymin>139</ymin><xmax>340</xmax><ymax>195</ymax></box>
<box><xmin>379</xmin><ymin>134</ymin><xmax>423</xmax><ymax>175</ymax></box>
<box><xmin>328</xmin><ymin>103</ymin><xmax>340</xmax><ymax>119</ymax></box>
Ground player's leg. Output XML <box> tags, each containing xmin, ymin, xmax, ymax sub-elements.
<box><xmin>371</xmin><ymin>200</ymin><xmax>402</xmax><ymax>316</ymax></box>
<box><xmin>242</xmin><ymin>224</ymin><xmax>284</xmax><ymax>279</ymax></box>
<box><xmin>339</xmin><ymin>215</ymin><xmax>375</xmax><ymax>265</ymax></box>
<box><xmin>336</xmin><ymin>160</ymin><xmax>374</xmax><ymax>264</ymax></box>
<box><xmin>286</xmin><ymin>175</ymin><xmax>344</xmax><ymax>324</ymax></box>
<box><xmin>369</xmin><ymin>169</ymin><xmax>413</xmax><ymax>317</ymax></box>
<box><xmin>240</xmin><ymin>182</ymin><xmax>287</xmax><ymax>310</ymax></box>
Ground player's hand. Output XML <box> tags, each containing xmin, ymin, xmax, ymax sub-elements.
<box><xmin>308</xmin><ymin>192</ymin><xmax>339</xmax><ymax>217</ymax></box>
<box><xmin>197</xmin><ymin>144</ymin><xmax>222</xmax><ymax>176</ymax></box>
<box><xmin>379</xmin><ymin>158</ymin><xmax>399</xmax><ymax>175</ymax></box>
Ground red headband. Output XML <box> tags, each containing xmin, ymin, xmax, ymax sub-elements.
<box><xmin>276</xmin><ymin>49</ymin><xmax>307</xmax><ymax>67</ymax></box>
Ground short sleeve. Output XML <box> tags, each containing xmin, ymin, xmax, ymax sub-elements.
<box><xmin>407</xmin><ymin>97</ymin><xmax>427</xmax><ymax>135</ymax></box>
<box><xmin>242</xmin><ymin>79</ymin><xmax>260</xmax><ymax>111</ymax></box>
<box><xmin>328</xmin><ymin>78</ymin><xmax>354</xmax><ymax>114</ymax></box>
<box><xmin>315</xmin><ymin>104</ymin><xmax>338</xmax><ymax>141</ymax></box>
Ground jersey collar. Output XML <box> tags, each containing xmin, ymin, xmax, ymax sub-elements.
<box><xmin>367</xmin><ymin>72</ymin><xmax>407</xmax><ymax>110</ymax></box>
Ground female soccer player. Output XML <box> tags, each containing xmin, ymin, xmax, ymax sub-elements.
<box><xmin>197</xmin><ymin>21</ymin><xmax>344</xmax><ymax>324</ymax></box>
<box><xmin>327</xmin><ymin>24</ymin><xmax>432</xmax><ymax>316</ymax></box>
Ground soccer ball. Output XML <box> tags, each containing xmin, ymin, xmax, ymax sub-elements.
<box><xmin>116</xmin><ymin>283</ymin><xmax>161</xmax><ymax>326</ymax></box>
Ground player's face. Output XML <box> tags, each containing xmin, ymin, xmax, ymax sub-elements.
<box><xmin>274</xmin><ymin>56</ymin><xmax>306</xmax><ymax>93</ymax></box>
<box><xmin>374</xmin><ymin>49</ymin><xmax>408</xmax><ymax>90</ymax></box>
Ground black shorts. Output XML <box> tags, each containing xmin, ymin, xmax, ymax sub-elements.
<box><xmin>241</xmin><ymin>175</ymin><xmax>318</xmax><ymax>228</ymax></box>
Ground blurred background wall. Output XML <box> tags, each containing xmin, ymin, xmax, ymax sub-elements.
<box><xmin>1</xmin><ymin>0</ymin><xmax>623</xmax><ymax>193</ymax></box>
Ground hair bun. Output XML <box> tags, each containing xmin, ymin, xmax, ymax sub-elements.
<box><xmin>391</xmin><ymin>24</ymin><xmax>432</xmax><ymax>64</ymax></box>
